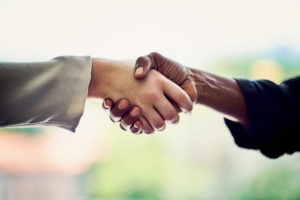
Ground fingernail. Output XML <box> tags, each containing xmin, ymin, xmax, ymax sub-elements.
<box><xmin>118</xmin><ymin>100</ymin><xmax>128</xmax><ymax>110</ymax></box>
<box><xmin>103</xmin><ymin>100</ymin><xmax>111</xmax><ymax>109</ymax></box>
<box><xmin>157</xmin><ymin>124</ymin><xmax>166</xmax><ymax>132</ymax></box>
<box><xmin>121</xmin><ymin>120</ymin><xmax>130</xmax><ymax>129</ymax></box>
<box><xmin>167</xmin><ymin>115</ymin><xmax>179</xmax><ymax>124</ymax></box>
<box><xmin>134</xmin><ymin>122</ymin><xmax>140</xmax><ymax>129</ymax></box>
<box><xmin>110</xmin><ymin>114</ymin><xmax>120</xmax><ymax>122</ymax></box>
<box><xmin>186</xmin><ymin>111</ymin><xmax>192</xmax><ymax>116</ymax></box>
<box><xmin>135</xmin><ymin>67</ymin><xmax>143</xmax><ymax>76</ymax></box>
<box><xmin>181</xmin><ymin>108</ymin><xmax>192</xmax><ymax>115</ymax></box>
<box><xmin>130</xmin><ymin>107</ymin><xmax>140</xmax><ymax>117</ymax></box>
<box><xmin>133</xmin><ymin>129</ymin><xmax>142</xmax><ymax>135</ymax></box>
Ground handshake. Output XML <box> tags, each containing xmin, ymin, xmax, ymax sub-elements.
<box><xmin>88</xmin><ymin>52</ymin><xmax>249</xmax><ymax>134</ymax></box>
<box><xmin>1</xmin><ymin>51</ymin><xmax>297</xmax><ymax>158</ymax></box>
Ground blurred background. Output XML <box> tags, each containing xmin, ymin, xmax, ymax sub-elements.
<box><xmin>0</xmin><ymin>0</ymin><xmax>300</xmax><ymax>199</ymax></box>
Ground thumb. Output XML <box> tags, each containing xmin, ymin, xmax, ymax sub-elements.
<box><xmin>135</xmin><ymin>55</ymin><xmax>153</xmax><ymax>79</ymax></box>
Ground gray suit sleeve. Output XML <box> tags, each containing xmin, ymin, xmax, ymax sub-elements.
<box><xmin>0</xmin><ymin>56</ymin><xmax>92</xmax><ymax>132</ymax></box>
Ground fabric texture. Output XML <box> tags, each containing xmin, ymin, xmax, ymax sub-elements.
<box><xmin>0</xmin><ymin>56</ymin><xmax>92</xmax><ymax>132</ymax></box>
<box><xmin>225</xmin><ymin>76</ymin><xmax>300</xmax><ymax>158</ymax></box>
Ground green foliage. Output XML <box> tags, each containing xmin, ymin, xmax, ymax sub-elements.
<box><xmin>237</xmin><ymin>167</ymin><xmax>300</xmax><ymax>200</ymax></box>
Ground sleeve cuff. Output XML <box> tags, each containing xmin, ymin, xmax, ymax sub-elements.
<box><xmin>225</xmin><ymin>78</ymin><xmax>294</xmax><ymax>158</ymax></box>
<box><xmin>0</xmin><ymin>56</ymin><xmax>92</xmax><ymax>132</ymax></box>
<box><xmin>50</xmin><ymin>56</ymin><xmax>92</xmax><ymax>132</ymax></box>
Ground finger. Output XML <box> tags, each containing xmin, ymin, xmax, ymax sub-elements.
<box><xmin>154</xmin><ymin>96</ymin><xmax>179</xmax><ymax>124</ymax></box>
<box><xmin>169</xmin><ymin>101</ymin><xmax>181</xmax><ymax>123</ymax></box>
<box><xmin>135</xmin><ymin>56</ymin><xmax>153</xmax><ymax>79</ymax></box>
<box><xmin>110</xmin><ymin>98</ymin><xmax>131</xmax><ymax>122</ymax></box>
<box><xmin>171</xmin><ymin>101</ymin><xmax>182</xmax><ymax>113</ymax></box>
<box><xmin>120</xmin><ymin>106</ymin><xmax>143</xmax><ymax>130</ymax></box>
<box><xmin>162</xmin><ymin>78</ymin><xmax>193</xmax><ymax>114</ymax></box>
<box><xmin>120</xmin><ymin>123</ymin><xmax>127</xmax><ymax>131</ymax></box>
<box><xmin>130</xmin><ymin>120</ymin><xmax>142</xmax><ymax>134</ymax></box>
<box><xmin>158</xmin><ymin>123</ymin><xmax>166</xmax><ymax>131</ymax></box>
<box><xmin>171</xmin><ymin>115</ymin><xmax>180</xmax><ymax>124</ymax></box>
<box><xmin>103</xmin><ymin>98</ymin><xmax>113</xmax><ymax>110</ymax></box>
<box><xmin>181</xmin><ymin>80</ymin><xmax>197</xmax><ymax>103</ymax></box>
<box><xmin>140</xmin><ymin>117</ymin><xmax>154</xmax><ymax>134</ymax></box>
<box><xmin>110</xmin><ymin>116</ymin><xmax>116</xmax><ymax>123</ymax></box>
<box><xmin>143</xmin><ymin>108</ymin><xmax>166</xmax><ymax>131</ymax></box>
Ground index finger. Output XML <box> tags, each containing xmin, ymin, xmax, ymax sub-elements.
<box><xmin>162</xmin><ymin>78</ymin><xmax>193</xmax><ymax>113</ymax></box>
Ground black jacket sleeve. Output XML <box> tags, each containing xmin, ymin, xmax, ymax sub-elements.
<box><xmin>225</xmin><ymin>76</ymin><xmax>300</xmax><ymax>158</ymax></box>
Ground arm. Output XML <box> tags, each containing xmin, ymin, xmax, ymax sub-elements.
<box><xmin>0</xmin><ymin>56</ymin><xmax>92</xmax><ymax>131</ymax></box>
<box><xmin>134</xmin><ymin>52</ymin><xmax>249</xmax><ymax>125</ymax></box>
<box><xmin>224</xmin><ymin>77</ymin><xmax>300</xmax><ymax>158</ymax></box>
<box><xmin>104</xmin><ymin>52</ymin><xmax>248</xmax><ymax>134</ymax></box>
<box><xmin>108</xmin><ymin>52</ymin><xmax>300</xmax><ymax>158</ymax></box>
<box><xmin>189</xmin><ymin>68</ymin><xmax>300</xmax><ymax>158</ymax></box>
<box><xmin>0</xmin><ymin>56</ymin><xmax>192</xmax><ymax>133</ymax></box>
<box><xmin>184</xmin><ymin>68</ymin><xmax>249</xmax><ymax>126</ymax></box>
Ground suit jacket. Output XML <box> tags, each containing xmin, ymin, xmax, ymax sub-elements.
<box><xmin>0</xmin><ymin>56</ymin><xmax>92</xmax><ymax>132</ymax></box>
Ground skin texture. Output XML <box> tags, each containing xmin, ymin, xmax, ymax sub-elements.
<box><xmin>88</xmin><ymin>58</ymin><xmax>193</xmax><ymax>132</ymax></box>
<box><xmin>103</xmin><ymin>52</ymin><xmax>249</xmax><ymax>134</ymax></box>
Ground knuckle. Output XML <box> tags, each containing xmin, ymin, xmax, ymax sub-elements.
<box><xmin>136</xmin><ymin>56</ymin><xmax>147</xmax><ymax>66</ymax></box>
<box><xmin>117</xmin><ymin>99</ymin><xmax>131</xmax><ymax>111</ymax></box>
<box><xmin>136</xmin><ymin>56</ymin><xmax>144</xmax><ymax>62</ymax></box>
<box><xmin>149</xmin><ymin>52</ymin><xmax>161</xmax><ymax>59</ymax></box>
<box><xmin>148</xmin><ymin>72</ymin><xmax>164</xmax><ymax>86</ymax></box>
<box><xmin>145</xmin><ymin>90</ymin><xmax>159</xmax><ymax>101</ymax></box>
<box><xmin>155</xmin><ymin>76</ymin><xmax>165</xmax><ymax>85</ymax></box>
<box><xmin>129</xmin><ymin>106</ymin><xmax>141</xmax><ymax>118</ymax></box>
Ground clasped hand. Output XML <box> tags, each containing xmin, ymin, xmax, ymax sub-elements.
<box><xmin>88</xmin><ymin>53</ymin><xmax>198</xmax><ymax>134</ymax></box>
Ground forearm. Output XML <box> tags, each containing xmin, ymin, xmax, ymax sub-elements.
<box><xmin>190</xmin><ymin>68</ymin><xmax>249</xmax><ymax>126</ymax></box>
<box><xmin>88</xmin><ymin>58</ymin><xmax>107</xmax><ymax>98</ymax></box>
<box><xmin>88</xmin><ymin>58</ymin><xmax>133</xmax><ymax>99</ymax></box>
<box><xmin>0</xmin><ymin>56</ymin><xmax>92</xmax><ymax>131</ymax></box>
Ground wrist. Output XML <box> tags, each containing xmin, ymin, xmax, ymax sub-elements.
<box><xmin>189</xmin><ymin>68</ymin><xmax>212</xmax><ymax>104</ymax></box>
<box><xmin>88</xmin><ymin>58</ymin><xmax>110</xmax><ymax>98</ymax></box>
<box><xmin>190</xmin><ymin>68</ymin><xmax>249</xmax><ymax>125</ymax></box>
<box><xmin>88</xmin><ymin>58</ymin><xmax>134</xmax><ymax>99</ymax></box>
